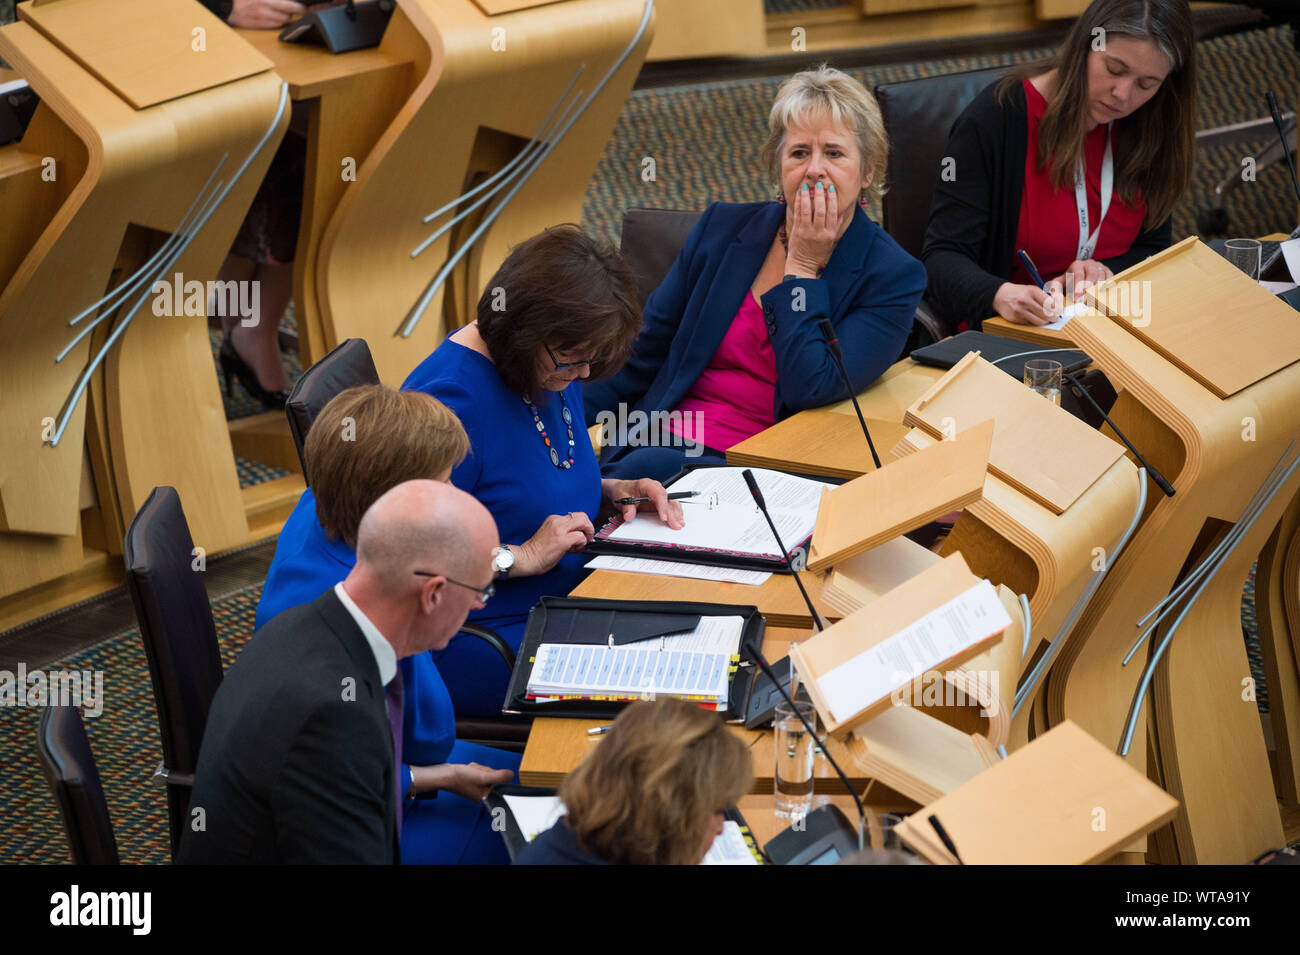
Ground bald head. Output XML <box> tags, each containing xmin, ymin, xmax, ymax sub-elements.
<box><xmin>355</xmin><ymin>480</ymin><xmax>496</xmax><ymax>593</ymax></box>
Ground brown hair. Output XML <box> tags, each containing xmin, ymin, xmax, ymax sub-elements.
<box><xmin>306</xmin><ymin>384</ymin><xmax>469</xmax><ymax>549</ymax></box>
<box><xmin>761</xmin><ymin>64</ymin><xmax>889</xmax><ymax>205</ymax></box>
<box><xmin>997</xmin><ymin>0</ymin><xmax>1196</xmax><ymax>227</ymax></box>
<box><xmin>475</xmin><ymin>224</ymin><xmax>642</xmax><ymax>400</ymax></box>
<box><xmin>559</xmin><ymin>699</ymin><xmax>753</xmax><ymax>865</ymax></box>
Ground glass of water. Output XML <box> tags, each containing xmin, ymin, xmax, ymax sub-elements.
<box><xmin>1224</xmin><ymin>238</ymin><xmax>1261</xmax><ymax>281</ymax></box>
<box><xmin>773</xmin><ymin>701</ymin><xmax>816</xmax><ymax>820</ymax></box>
<box><xmin>1023</xmin><ymin>358</ymin><xmax>1063</xmax><ymax>406</ymax></box>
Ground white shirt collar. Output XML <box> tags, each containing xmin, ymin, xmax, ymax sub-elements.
<box><xmin>333</xmin><ymin>582</ymin><xmax>397</xmax><ymax>686</ymax></box>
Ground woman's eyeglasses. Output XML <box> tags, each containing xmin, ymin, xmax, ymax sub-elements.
<box><xmin>545</xmin><ymin>344</ymin><xmax>596</xmax><ymax>371</ymax></box>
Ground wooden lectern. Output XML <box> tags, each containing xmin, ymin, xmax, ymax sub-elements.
<box><xmin>1052</xmin><ymin>237</ymin><xmax>1300</xmax><ymax>863</ymax></box>
<box><xmin>0</xmin><ymin>0</ymin><xmax>285</xmax><ymax>617</ymax></box>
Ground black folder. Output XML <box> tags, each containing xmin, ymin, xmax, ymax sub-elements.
<box><xmin>910</xmin><ymin>331</ymin><xmax>1091</xmax><ymax>380</ymax></box>
<box><xmin>587</xmin><ymin>464</ymin><xmax>844</xmax><ymax>573</ymax></box>
<box><xmin>502</xmin><ymin>596</ymin><xmax>766</xmax><ymax>721</ymax></box>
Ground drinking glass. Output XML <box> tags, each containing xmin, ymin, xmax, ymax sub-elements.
<box><xmin>773</xmin><ymin>701</ymin><xmax>816</xmax><ymax>820</ymax></box>
<box><xmin>1224</xmin><ymin>238</ymin><xmax>1261</xmax><ymax>281</ymax></box>
<box><xmin>1023</xmin><ymin>358</ymin><xmax>1063</xmax><ymax>406</ymax></box>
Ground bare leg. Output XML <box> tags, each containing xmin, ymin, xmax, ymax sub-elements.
<box><xmin>229</xmin><ymin>261</ymin><xmax>293</xmax><ymax>392</ymax></box>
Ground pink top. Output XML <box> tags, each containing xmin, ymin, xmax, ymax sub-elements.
<box><xmin>667</xmin><ymin>291</ymin><xmax>777</xmax><ymax>451</ymax></box>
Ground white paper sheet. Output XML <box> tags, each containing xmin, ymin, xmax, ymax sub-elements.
<box><xmin>586</xmin><ymin>554</ymin><xmax>771</xmax><ymax>585</ymax></box>
<box><xmin>527</xmin><ymin>616</ymin><xmax>744</xmax><ymax>703</ymax></box>
<box><xmin>605</xmin><ymin>467</ymin><xmax>833</xmax><ymax>559</ymax></box>
<box><xmin>503</xmin><ymin>794</ymin><xmax>565</xmax><ymax>842</ymax></box>
<box><xmin>817</xmin><ymin>580</ymin><xmax>1011</xmax><ymax>725</ymax></box>
<box><xmin>1279</xmin><ymin>237</ymin><xmax>1300</xmax><ymax>284</ymax></box>
<box><xmin>700</xmin><ymin>821</ymin><xmax>759</xmax><ymax>865</ymax></box>
<box><xmin>1040</xmin><ymin>302</ymin><xmax>1089</xmax><ymax>331</ymax></box>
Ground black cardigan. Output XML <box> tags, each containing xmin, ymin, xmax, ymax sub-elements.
<box><xmin>921</xmin><ymin>80</ymin><xmax>1172</xmax><ymax>333</ymax></box>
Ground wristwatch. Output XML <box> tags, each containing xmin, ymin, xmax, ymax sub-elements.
<box><xmin>492</xmin><ymin>545</ymin><xmax>515</xmax><ymax>580</ymax></box>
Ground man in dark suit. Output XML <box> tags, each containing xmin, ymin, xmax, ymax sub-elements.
<box><xmin>179</xmin><ymin>479</ymin><xmax>499</xmax><ymax>864</ymax></box>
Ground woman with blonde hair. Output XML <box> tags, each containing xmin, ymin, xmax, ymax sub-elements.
<box><xmin>516</xmin><ymin>699</ymin><xmax>753</xmax><ymax>865</ymax></box>
<box><xmin>585</xmin><ymin>64</ymin><xmax>926</xmax><ymax>482</ymax></box>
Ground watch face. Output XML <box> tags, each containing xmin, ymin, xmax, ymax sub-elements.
<box><xmin>492</xmin><ymin>547</ymin><xmax>514</xmax><ymax>574</ymax></box>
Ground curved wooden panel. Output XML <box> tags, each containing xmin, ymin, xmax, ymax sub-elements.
<box><xmin>316</xmin><ymin>0</ymin><xmax>654</xmax><ymax>384</ymax></box>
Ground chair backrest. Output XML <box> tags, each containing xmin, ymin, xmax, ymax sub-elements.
<box><xmin>875</xmin><ymin>66</ymin><xmax>1010</xmax><ymax>260</ymax></box>
<box><xmin>285</xmin><ymin>338</ymin><xmax>380</xmax><ymax>485</ymax></box>
<box><xmin>619</xmin><ymin>207</ymin><xmax>703</xmax><ymax>309</ymax></box>
<box><xmin>36</xmin><ymin>705</ymin><xmax>120</xmax><ymax>865</ymax></box>
<box><xmin>123</xmin><ymin>485</ymin><xmax>223</xmax><ymax>858</ymax></box>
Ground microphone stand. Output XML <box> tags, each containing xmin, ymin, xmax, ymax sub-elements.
<box><xmin>818</xmin><ymin>318</ymin><xmax>881</xmax><ymax>470</ymax></box>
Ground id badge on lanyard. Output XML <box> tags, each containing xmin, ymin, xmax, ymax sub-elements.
<box><xmin>1074</xmin><ymin>123</ymin><xmax>1113</xmax><ymax>262</ymax></box>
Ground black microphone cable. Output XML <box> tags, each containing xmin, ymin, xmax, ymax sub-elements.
<box><xmin>818</xmin><ymin>318</ymin><xmax>882</xmax><ymax>470</ymax></box>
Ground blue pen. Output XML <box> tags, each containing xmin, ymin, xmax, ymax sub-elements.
<box><xmin>1016</xmin><ymin>249</ymin><xmax>1047</xmax><ymax>290</ymax></box>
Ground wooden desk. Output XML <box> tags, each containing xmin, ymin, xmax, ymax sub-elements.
<box><xmin>569</xmin><ymin>569</ymin><xmax>839</xmax><ymax>630</ymax></box>
<box><xmin>518</xmin><ymin>625</ymin><xmax>914</xmax><ymax>801</ymax></box>
<box><xmin>736</xmin><ymin>794</ymin><xmax>867</xmax><ymax>850</ymax></box>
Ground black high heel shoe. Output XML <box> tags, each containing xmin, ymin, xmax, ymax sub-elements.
<box><xmin>219</xmin><ymin>334</ymin><xmax>290</xmax><ymax>411</ymax></box>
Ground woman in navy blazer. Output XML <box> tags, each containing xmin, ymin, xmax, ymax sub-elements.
<box><xmin>585</xmin><ymin>66</ymin><xmax>926</xmax><ymax>481</ymax></box>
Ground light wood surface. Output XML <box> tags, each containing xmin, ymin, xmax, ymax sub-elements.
<box><xmin>0</xmin><ymin>12</ymin><xmax>282</xmax><ymax>610</ymax></box>
<box><xmin>847</xmin><ymin>705</ymin><xmax>998</xmax><ymax>806</ymax></box>
<box><xmin>21</xmin><ymin>0</ymin><xmax>272</xmax><ymax>109</ymax></box>
<box><xmin>315</xmin><ymin>0</ymin><xmax>653</xmax><ymax>385</ymax></box>
<box><xmin>789</xmin><ymin>553</ymin><xmax>1004</xmax><ymax>736</ymax></box>
<box><xmin>1088</xmin><ymin>237</ymin><xmax>1300</xmax><ymax>399</ymax></box>
<box><xmin>1256</xmin><ymin>491</ymin><xmax>1300</xmax><ymax>804</ymax></box>
<box><xmin>806</xmin><ymin>418</ymin><xmax>990</xmax><ymax>571</ymax></box>
<box><xmin>1052</xmin><ymin>305</ymin><xmax>1299</xmax><ymax>863</ymax></box>
<box><xmin>728</xmin><ymin>409</ymin><xmax>911</xmax><ymax>479</ymax></box>
<box><xmin>904</xmin><ymin>352</ymin><xmax>1126</xmax><ymax>515</ymax></box>
<box><xmin>894</xmin><ymin>721</ymin><xmax>1179</xmax><ymax>865</ymax></box>
<box><xmin>569</xmin><ymin>567</ymin><xmax>838</xmax><ymax>630</ymax></box>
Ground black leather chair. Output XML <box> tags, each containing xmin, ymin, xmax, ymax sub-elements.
<box><xmin>875</xmin><ymin>66</ymin><xmax>1009</xmax><ymax>345</ymax></box>
<box><xmin>619</xmin><ymin>207</ymin><xmax>703</xmax><ymax>309</ymax></box>
<box><xmin>124</xmin><ymin>485</ymin><xmax>223</xmax><ymax>860</ymax></box>
<box><xmin>284</xmin><ymin>339</ymin><xmax>526</xmax><ymax>749</ymax></box>
<box><xmin>36</xmin><ymin>705</ymin><xmax>120</xmax><ymax>865</ymax></box>
<box><xmin>285</xmin><ymin>337</ymin><xmax>380</xmax><ymax>485</ymax></box>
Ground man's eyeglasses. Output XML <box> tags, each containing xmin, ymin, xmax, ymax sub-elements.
<box><xmin>412</xmin><ymin>570</ymin><xmax>495</xmax><ymax>603</ymax></box>
<box><xmin>545</xmin><ymin>344</ymin><xmax>596</xmax><ymax>372</ymax></box>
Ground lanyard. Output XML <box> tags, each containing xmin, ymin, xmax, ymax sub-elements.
<box><xmin>1074</xmin><ymin>123</ymin><xmax>1113</xmax><ymax>262</ymax></box>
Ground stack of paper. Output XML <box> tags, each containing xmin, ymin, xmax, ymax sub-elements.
<box><xmin>526</xmin><ymin>615</ymin><xmax>744</xmax><ymax>706</ymax></box>
<box><xmin>600</xmin><ymin>466</ymin><xmax>834</xmax><ymax>561</ymax></box>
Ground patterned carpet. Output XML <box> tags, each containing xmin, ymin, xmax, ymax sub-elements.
<box><xmin>2</xmin><ymin>585</ymin><xmax>262</xmax><ymax>865</ymax></box>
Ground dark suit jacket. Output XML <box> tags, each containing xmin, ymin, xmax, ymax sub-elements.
<box><xmin>178</xmin><ymin>589</ymin><xmax>398</xmax><ymax>864</ymax></box>
<box><xmin>583</xmin><ymin>201</ymin><xmax>926</xmax><ymax>463</ymax></box>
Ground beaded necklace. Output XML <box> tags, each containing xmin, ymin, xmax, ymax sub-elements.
<box><xmin>524</xmin><ymin>390</ymin><xmax>575</xmax><ymax>470</ymax></box>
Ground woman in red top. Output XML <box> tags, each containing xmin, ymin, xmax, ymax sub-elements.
<box><xmin>923</xmin><ymin>0</ymin><xmax>1197</xmax><ymax>330</ymax></box>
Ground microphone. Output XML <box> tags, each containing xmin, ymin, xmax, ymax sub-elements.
<box><xmin>818</xmin><ymin>318</ymin><xmax>882</xmax><ymax>470</ymax></box>
<box><xmin>742</xmin><ymin>468</ymin><xmax>827</xmax><ymax>632</ymax></box>
<box><xmin>1064</xmin><ymin>371</ymin><xmax>1175</xmax><ymax>497</ymax></box>
<box><xmin>1266</xmin><ymin>90</ymin><xmax>1300</xmax><ymax>211</ymax></box>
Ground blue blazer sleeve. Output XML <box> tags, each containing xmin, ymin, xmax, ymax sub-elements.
<box><xmin>583</xmin><ymin>204</ymin><xmax>719</xmax><ymax>426</ymax></box>
<box><xmin>763</xmin><ymin>243</ymin><xmax>925</xmax><ymax>412</ymax></box>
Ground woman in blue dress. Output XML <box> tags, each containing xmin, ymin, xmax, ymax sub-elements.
<box><xmin>256</xmin><ymin>384</ymin><xmax>518</xmax><ymax>865</ymax></box>
<box><xmin>402</xmin><ymin>224</ymin><xmax>684</xmax><ymax>718</ymax></box>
